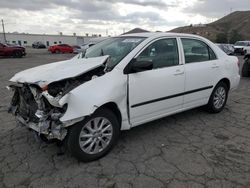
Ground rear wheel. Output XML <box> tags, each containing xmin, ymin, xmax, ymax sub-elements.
<box><xmin>13</xmin><ymin>50</ymin><xmax>22</xmax><ymax>58</ymax></box>
<box><xmin>66</xmin><ymin>108</ymin><xmax>120</xmax><ymax>162</ymax></box>
<box><xmin>206</xmin><ymin>82</ymin><xmax>228</xmax><ymax>113</ymax></box>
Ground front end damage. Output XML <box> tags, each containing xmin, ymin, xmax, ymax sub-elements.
<box><xmin>8</xmin><ymin>64</ymin><xmax>106</xmax><ymax>141</ymax></box>
<box><xmin>8</xmin><ymin>84</ymin><xmax>68</xmax><ymax>140</ymax></box>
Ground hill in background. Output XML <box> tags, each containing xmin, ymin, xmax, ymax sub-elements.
<box><xmin>171</xmin><ymin>11</ymin><xmax>250</xmax><ymax>43</ymax></box>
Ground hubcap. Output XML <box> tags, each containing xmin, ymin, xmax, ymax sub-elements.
<box><xmin>79</xmin><ymin>117</ymin><xmax>113</xmax><ymax>154</ymax></box>
<box><xmin>213</xmin><ymin>86</ymin><xmax>226</xmax><ymax>109</ymax></box>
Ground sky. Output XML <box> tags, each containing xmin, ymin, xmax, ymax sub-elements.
<box><xmin>0</xmin><ymin>0</ymin><xmax>250</xmax><ymax>36</ymax></box>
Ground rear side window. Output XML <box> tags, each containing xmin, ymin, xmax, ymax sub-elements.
<box><xmin>137</xmin><ymin>38</ymin><xmax>179</xmax><ymax>69</ymax></box>
<box><xmin>181</xmin><ymin>38</ymin><xmax>217</xmax><ymax>64</ymax></box>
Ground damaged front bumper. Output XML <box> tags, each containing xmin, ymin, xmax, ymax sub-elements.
<box><xmin>7</xmin><ymin>84</ymin><xmax>80</xmax><ymax>141</ymax></box>
<box><xmin>15</xmin><ymin>114</ymin><xmax>67</xmax><ymax>140</ymax></box>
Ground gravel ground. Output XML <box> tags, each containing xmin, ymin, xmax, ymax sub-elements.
<box><xmin>0</xmin><ymin>48</ymin><xmax>250</xmax><ymax>188</ymax></box>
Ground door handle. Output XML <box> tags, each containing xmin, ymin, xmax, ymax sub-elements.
<box><xmin>211</xmin><ymin>66</ymin><xmax>219</xmax><ymax>68</ymax></box>
<box><xmin>174</xmin><ymin>69</ymin><xmax>184</xmax><ymax>76</ymax></box>
<box><xmin>211</xmin><ymin>63</ymin><xmax>219</xmax><ymax>68</ymax></box>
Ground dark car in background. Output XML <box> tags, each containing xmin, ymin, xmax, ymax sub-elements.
<box><xmin>48</xmin><ymin>44</ymin><xmax>73</xmax><ymax>53</ymax></box>
<box><xmin>0</xmin><ymin>43</ymin><xmax>26</xmax><ymax>58</ymax></box>
<box><xmin>216</xmin><ymin>43</ymin><xmax>234</xmax><ymax>55</ymax></box>
<box><xmin>242</xmin><ymin>54</ymin><xmax>250</xmax><ymax>77</ymax></box>
<box><xmin>32</xmin><ymin>42</ymin><xmax>46</xmax><ymax>49</ymax></box>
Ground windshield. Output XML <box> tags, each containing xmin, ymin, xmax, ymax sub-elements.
<box><xmin>235</xmin><ymin>41</ymin><xmax>247</xmax><ymax>46</ymax></box>
<box><xmin>83</xmin><ymin>37</ymin><xmax>145</xmax><ymax>69</ymax></box>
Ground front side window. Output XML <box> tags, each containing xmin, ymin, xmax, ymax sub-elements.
<box><xmin>136</xmin><ymin>38</ymin><xmax>179</xmax><ymax>69</ymax></box>
<box><xmin>84</xmin><ymin>37</ymin><xmax>145</xmax><ymax>69</ymax></box>
<box><xmin>181</xmin><ymin>38</ymin><xmax>216</xmax><ymax>64</ymax></box>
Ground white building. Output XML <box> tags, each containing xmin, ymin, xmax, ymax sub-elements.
<box><xmin>0</xmin><ymin>32</ymin><xmax>102</xmax><ymax>47</ymax></box>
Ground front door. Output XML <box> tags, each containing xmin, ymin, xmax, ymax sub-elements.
<box><xmin>128</xmin><ymin>38</ymin><xmax>185</xmax><ymax>126</ymax></box>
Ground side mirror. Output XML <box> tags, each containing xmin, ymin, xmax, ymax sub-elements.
<box><xmin>124</xmin><ymin>58</ymin><xmax>153</xmax><ymax>74</ymax></box>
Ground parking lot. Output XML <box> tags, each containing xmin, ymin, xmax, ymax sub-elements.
<box><xmin>0</xmin><ymin>48</ymin><xmax>250</xmax><ymax>188</ymax></box>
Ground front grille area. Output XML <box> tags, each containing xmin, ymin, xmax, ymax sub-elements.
<box><xmin>234</xmin><ymin>48</ymin><xmax>243</xmax><ymax>53</ymax></box>
<box><xmin>16</xmin><ymin>86</ymin><xmax>39</xmax><ymax>122</ymax></box>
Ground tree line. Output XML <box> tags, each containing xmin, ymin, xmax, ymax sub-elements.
<box><xmin>215</xmin><ymin>30</ymin><xmax>243</xmax><ymax>44</ymax></box>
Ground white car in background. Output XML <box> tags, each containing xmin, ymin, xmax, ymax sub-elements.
<box><xmin>78</xmin><ymin>37</ymin><xmax>109</xmax><ymax>54</ymax></box>
<box><xmin>8</xmin><ymin>33</ymin><xmax>240</xmax><ymax>161</ymax></box>
<box><xmin>243</xmin><ymin>45</ymin><xmax>250</xmax><ymax>55</ymax></box>
<box><xmin>234</xmin><ymin>41</ymin><xmax>250</xmax><ymax>55</ymax></box>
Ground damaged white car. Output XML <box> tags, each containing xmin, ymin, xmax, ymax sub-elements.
<box><xmin>8</xmin><ymin>33</ymin><xmax>240</xmax><ymax>161</ymax></box>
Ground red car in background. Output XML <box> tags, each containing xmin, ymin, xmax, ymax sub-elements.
<box><xmin>0</xmin><ymin>43</ymin><xmax>26</xmax><ymax>58</ymax></box>
<box><xmin>48</xmin><ymin>44</ymin><xmax>73</xmax><ymax>53</ymax></box>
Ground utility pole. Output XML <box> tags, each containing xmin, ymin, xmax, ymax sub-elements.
<box><xmin>1</xmin><ymin>19</ymin><xmax>6</xmax><ymax>43</ymax></box>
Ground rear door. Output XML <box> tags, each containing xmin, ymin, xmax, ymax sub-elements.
<box><xmin>128</xmin><ymin>38</ymin><xmax>185</xmax><ymax>125</ymax></box>
<box><xmin>180</xmin><ymin>38</ymin><xmax>221</xmax><ymax>108</ymax></box>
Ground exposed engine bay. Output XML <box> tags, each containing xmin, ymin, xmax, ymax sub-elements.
<box><xmin>8</xmin><ymin>64</ymin><xmax>106</xmax><ymax>141</ymax></box>
<box><xmin>47</xmin><ymin>66</ymin><xmax>105</xmax><ymax>97</ymax></box>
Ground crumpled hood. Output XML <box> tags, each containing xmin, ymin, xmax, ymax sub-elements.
<box><xmin>10</xmin><ymin>55</ymin><xmax>109</xmax><ymax>87</ymax></box>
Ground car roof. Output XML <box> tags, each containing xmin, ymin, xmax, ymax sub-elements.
<box><xmin>236</xmin><ymin>41</ymin><xmax>250</xmax><ymax>43</ymax></box>
<box><xmin>121</xmin><ymin>32</ymin><xmax>204</xmax><ymax>39</ymax></box>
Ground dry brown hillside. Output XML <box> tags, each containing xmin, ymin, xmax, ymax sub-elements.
<box><xmin>171</xmin><ymin>11</ymin><xmax>250</xmax><ymax>42</ymax></box>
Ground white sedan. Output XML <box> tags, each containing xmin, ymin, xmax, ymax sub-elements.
<box><xmin>8</xmin><ymin>33</ymin><xmax>240</xmax><ymax>161</ymax></box>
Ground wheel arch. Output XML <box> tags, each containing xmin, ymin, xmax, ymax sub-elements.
<box><xmin>218</xmin><ymin>78</ymin><xmax>230</xmax><ymax>90</ymax></box>
<box><xmin>98</xmin><ymin>102</ymin><xmax>122</xmax><ymax>127</ymax></box>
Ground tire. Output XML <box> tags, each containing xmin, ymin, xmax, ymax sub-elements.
<box><xmin>55</xmin><ymin>49</ymin><xmax>60</xmax><ymax>54</ymax></box>
<box><xmin>206</xmin><ymin>82</ymin><xmax>228</xmax><ymax>113</ymax></box>
<box><xmin>242</xmin><ymin>62</ymin><xmax>250</xmax><ymax>77</ymax></box>
<box><xmin>66</xmin><ymin>108</ymin><xmax>120</xmax><ymax>162</ymax></box>
<box><xmin>13</xmin><ymin>50</ymin><xmax>22</xmax><ymax>58</ymax></box>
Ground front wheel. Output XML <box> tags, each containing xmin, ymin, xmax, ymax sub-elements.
<box><xmin>66</xmin><ymin>108</ymin><xmax>120</xmax><ymax>162</ymax></box>
<box><xmin>55</xmin><ymin>49</ymin><xmax>61</xmax><ymax>54</ymax></box>
<box><xmin>206</xmin><ymin>82</ymin><xmax>228</xmax><ymax>113</ymax></box>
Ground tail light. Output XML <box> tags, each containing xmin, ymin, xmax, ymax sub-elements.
<box><xmin>237</xmin><ymin>58</ymin><xmax>240</xmax><ymax>68</ymax></box>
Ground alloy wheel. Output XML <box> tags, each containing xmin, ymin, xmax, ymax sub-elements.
<box><xmin>213</xmin><ymin>86</ymin><xmax>226</xmax><ymax>109</ymax></box>
<box><xmin>78</xmin><ymin>117</ymin><xmax>113</xmax><ymax>154</ymax></box>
